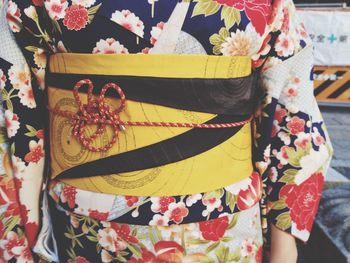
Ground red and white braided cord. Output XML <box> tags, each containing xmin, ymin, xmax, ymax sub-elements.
<box><xmin>48</xmin><ymin>79</ymin><xmax>252</xmax><ymax>152</ymax></box>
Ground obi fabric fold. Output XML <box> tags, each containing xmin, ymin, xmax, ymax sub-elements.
<box><xmin>47</xmin><ymin>53</ymin><xmax>257</xmax><ymax>196</ymax></box>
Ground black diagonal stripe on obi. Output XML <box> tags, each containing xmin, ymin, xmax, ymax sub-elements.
<box><xmin>47</xmin><ymin>72</ymin><xmax>258</xmax><ymax>116</ymax></box>
<box><xmin>56</xmin><ymin>114</ymin><xmax>248</xmax><ymax>179</ymax></box>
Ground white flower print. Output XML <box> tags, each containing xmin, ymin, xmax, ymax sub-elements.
<box><xmin>24</xmin><ymin>5</ymin><xmax>38</xmax><ymax>21</ymax></box>
<box><xmin>221</xmin><ymin>24</ymin><xmax>262</xmax><ymax>57</ymax></box>
<box><xmin>32</xmin><ymin>68</ymin><xmax>45</xmax><ymax>90</ymax></box>
<box><xmin>295</xmin><ymin>144</ymin><xmax>329</xmax><ymax>185</ymax></box>
<box><xmin>241</xmin><ymin>238</ymin><xmax>255</xmax><ymax>257</ymax></box>
<box><xmin>0</xmin><ymin>231</ymin><xmax>30</xmax><ymax>261</ymax></box>
<box><xmin>262</xmin><ymin>56</ymin><xmax>282</xmax><ymax>73</ymax></box>
<box><xmin>294</xmin><ymin>132</ymin><xmax>311</xmax><ymax>150</ymax></box>
<box><xmin>0</xmin><ymin>69</ymin><xmax>6</xmax><ymax>91</ymax></box>
<box><xmin>149</xmin><ymin>214</ymin><xmax>170</xmax><ymax>226</ymax></box>
<box><xmin>70</xmin><ymin>214</ymin><xmax>79</xmax><ymax>228</ymax></box>
<box><xmin>312</xmin><ymin>127</ymin><xmax>325</xmax><ymax>146</ymax></box>
<box><xmin>224</xmin><ymin>177</ymin><xmax>251</xmax><ymax>195</ymax></box>
<box><xmin>164</xmin><ymin>202</ymin><xmax>189</xmax><ymax>224</ymax></box>
<box><xmin>4</xmin><ymin>110</ymin><xmax>20</xmax><ymax>138</ymax></box>
<box><xmin>8</xmin><ymin>64</ymin><xmax>31</xmax><ymax>90</ymax></box>
<box><xmin>11</xmin><ymin>155</ymin><xmax>26</xmax><ymax>175</ymax></box>
<box><xmin>101</xmin><ymin>249</ymin><xmax>113</xmax><ymax>263</ymax></box>
<box><xmin>286</xmin><ymin>103</ymin><xmax>299</xmax><ymax>114</ymax></box>
<box><xmin>269</xmin><ymin>167</ymin><xmax>278</xmax><ymax>183</ymax></box>
<box><xmin>33</xmin><ymin>48</ymin><xmax>46</xmax><ymax>68</ymax></box>
<box><xmin>97</xmin><ymin>228</ymin><xmax>126</xmax><ymax>252</ymax></box>
<box><xmin>18</xmin><ymin>158</ymin><xmax>45</xmax><ymax>222</ymax></box>
<box><xmin>275</xmin><ymin>32</ymin><xmax>295</xmax><ymax>57</ymax></box>
<box><xmin>6</xmin><ymin>1</ymin><xmax>22</xmax><ymax>32</ymax></box>
<box><xmin>93</xmin><ymin>38</ymin><xmax>129</xmax><ymax>54</ymax></box>
<box><xmin>44</xmin><ymin>0</ymin><xmax>68</xmax><ymax>20</ymax></box>
<box><xmin>263</xmin><ymin>144</ymin><xmax>271</xmax><ymax>163</ymax></box>
<box><xmin>284</xmin><ymin>85</ymin><xmax>298</xmax><ymax>99</ymax></box>
<box><xmin>202</xmin><ymin>194</ymin><xmax>222</xmax><ymax>214</ymax></box>
<box><xmin>110</xmin><ymin>10</ymin><xmax>145</xmax><ymax>37</ymax></box>
<box><xmin>278</xmin><ymin>131</ymin><xmax>291</xmax><ymax>145</ymax></box>
<box><xmin>276</xmin><ymin>145</ymin><xmax>290</xmax><ymax>166</ymax></box>
<box><xmin>72</xmin><ymin>0</ymin><xmax>96</xmax><ymax>8</ymax></box>
<box><xmin>18</xmin><ymin>85</ymin><xmax>36</xmax><ymax>109</ymax></box>
<box><xmin>150</xmin><ymin>21</ymin><xmax>166</xmax><ymax>45</ymax></box>
<box><xmin>25</xmin><ymin>139</ymin><xmax>44</xmax><ymax>163</ymax></box>
<box><xmin>150</xmin><ymin>196</ymin><xmax>175</xmax><ymax>214</ymax></box>
<box><xmin>185</xmin><ymin>193</ymin><xmax>202</xmax><ymax>207</ymax></box>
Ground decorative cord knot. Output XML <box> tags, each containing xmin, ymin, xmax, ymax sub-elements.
<box><xmin>67</xmin><ymin>79</ymin><xmax>126</xmax><ymax>153</ymax></box>
<box><xmin>49</xmin><ymin>79</ymin><xmax>253</xmax><ymax>153</ymax></box>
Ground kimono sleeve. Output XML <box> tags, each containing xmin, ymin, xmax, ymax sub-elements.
<box><xmin>0</xmin><ymin>1</ymin><xmax>47</xmax><ymax>262</ymax></box>
<box><xmin>258</xmin><ymin>0</ymin><xmax>333</xmax><ymax>242</ymax></box>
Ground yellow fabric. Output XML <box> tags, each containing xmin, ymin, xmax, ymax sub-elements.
<box><xmin>49</xmin><ymin>53</ymin><xmax>251</xmax><ymax>78</ymax></box>
<box><xmin>48</xmin><ymin>53</ymin><xmax>253</xmax><ymax>196</ymax></box>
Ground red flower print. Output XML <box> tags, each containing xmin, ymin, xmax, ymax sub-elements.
<box><xmin>280</xmin><ymin>7</ymin><xmax>290</xmax><ymax>33</ymax></box>
<box><xmin>294</xmin><ymin>133</ymin><xmax>311</xmax><ymax>150</ymax></box>
<box><xmin>271</xmin><ymin>121</ymin><xmax>280</xmax><ymax>138</ymax></box>
<box><xmin>4</xmin><ymin>110</ymin><xmax>20</xmax><ymax>138</ymax></box>
<box><xmin>287</xmin><ymin>116</ymin><xmax>305</xmax><ymax>135</ymax></box>
<box><xmin>126</xmin><ymin>248</ymin><xmax>163</xmax><ymax>263</ymax></box>
<box><xmin>88</xmin><ymin>209</ymin><xmax>109</xmax><ymax>221</ymax></box>
<box><xmin>24</xmin><ymin>139</ymin><xmax>44</xmax><ymax>163</ymax></box>
<box><xmin>151</xmin><ymin>196</ymin><xmax>176</xmax><ymax>214</ymax></box>
<box><xmin>0</xmin><ymin>221</ymin><xmax>5</xmax><ymax>238</ymax></box>
<box><xmin>6</xmin><ymin>1</ymin><xmax>22</xmax><ymax>33</ymax></box>
<box><xmin>213</xmin><ymin>0</ymin><xmax>271</xmax><ymax>35</ymax></box>
<box><xmin>274</xmin><ymin>107</ymin><xmax>287</xmax><ymax>123</ymax></box>
<box><xmin>199</xmin><ymin>216</ymin><xmax>229</xmax><ymax>241</ymax></box>
<box><xmin>2</xmin><ymin>231</ymin><xmax>30</xmax><ymax>261</ymax></box>
<box><xmin>125</xmin><ymin>196</ymin><xmax>139</xmax><ymax>207</ymax></box>
<box><xmin>0</xmin><ymin>179</ymin><xmax>17</xmax><ymax>206</ymax></box>
<box><xmin>279</xmin><ymin>172</ymin><xmax>324</xmax><ymax>231</ymax></box>
<box><xmin>141</xmin><ymin>47</ymin><xmax>151</xmax><ymax>54</ymax></box>
<box><xmin>74</xmin><ymin>256</ymin><xmax>90</xmax><ymax>263</ymax></box>
<box><xmin>25</xmin><ymin>222</ymin><xmax>39</xmax><ymax>247</ymax></box>
<box><xmin>63</xmin><ymin>5</ymin><xmax>89</xmax><ymax>31</ymax></box>
<box><xmin>32</xmin><ymin>0</ymin><xmax>44</xmax><ymax>6</ymax></box>
<box><xmin>110</xmin><ymin>223</ymin><xmax>138</xmax><ymax>243</ymax></box>
<box><xmin>255</xmin><ymin>245</ymin><xmax>263</xmax><ymax>263</ymax></box>
<box><xmin>36</xmin><ymin>129</ymin><xmax>44</xmax><ymax>139</ymax></box>
<box><xmin>165</xmin><ymin>202</ymin><xmax>189</xmax><ymax>224</ymax></box>
<box><xmin>268</xmin><ymin>0</ymin><xmax>282</xmax><ymax>25</ymax></box>
<box><xmin>237</xmin><ymin>172</ymin><xmax>262</xmax><ymax>210</ymax></box>
<box><xmin>285</xmin><ymin>86</ymin><xmax>298</xmax><ymax>98</ymax></box>
<box><xmin>62</xmin><ymin>185</ymin><xmax>77</xmax><ymax>209</ymax></box>
<box><xmin>4</xmin><ymin>203</ymin><xmax>21</xmax><ymax>217</ymax></box>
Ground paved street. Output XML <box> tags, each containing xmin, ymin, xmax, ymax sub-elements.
<box><xmin>321</xmin><ymin>106</ymin><xmax>350</xmax><ymax>180</ymax></box>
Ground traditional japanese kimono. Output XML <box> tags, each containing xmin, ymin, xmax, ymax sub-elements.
<box><xmin>0</xmin><ymin>0</ymin><xmax>332</xmax><ymax>262</ymax></box>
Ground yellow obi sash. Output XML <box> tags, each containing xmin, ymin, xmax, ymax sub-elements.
<box><xmin>47</xmin><ymin>53</ymin><xmax>254</xmax><ymax>196</ymax></box>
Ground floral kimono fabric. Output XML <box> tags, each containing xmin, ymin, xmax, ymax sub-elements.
<box><xmin>0</xmin><ymin>0</ymin><xmax>332</xmax><ymax>262</ymax></box>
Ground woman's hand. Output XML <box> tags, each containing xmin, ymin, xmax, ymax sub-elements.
<box><xmin>269</xmin><ymin>224</ymin><xmax>298</xmax><ymax>263</ymax></box>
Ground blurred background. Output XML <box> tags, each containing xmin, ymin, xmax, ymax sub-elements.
<box><xmin>293</xmin><ymin>1</ymin><xmax>350</xmax><ymax>262</ymax></box>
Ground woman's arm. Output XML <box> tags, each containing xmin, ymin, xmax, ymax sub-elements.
<box><xmin>270</xmin><ymin>224</ymin><xmax>298</xmax><ymax>263</ymax></box>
